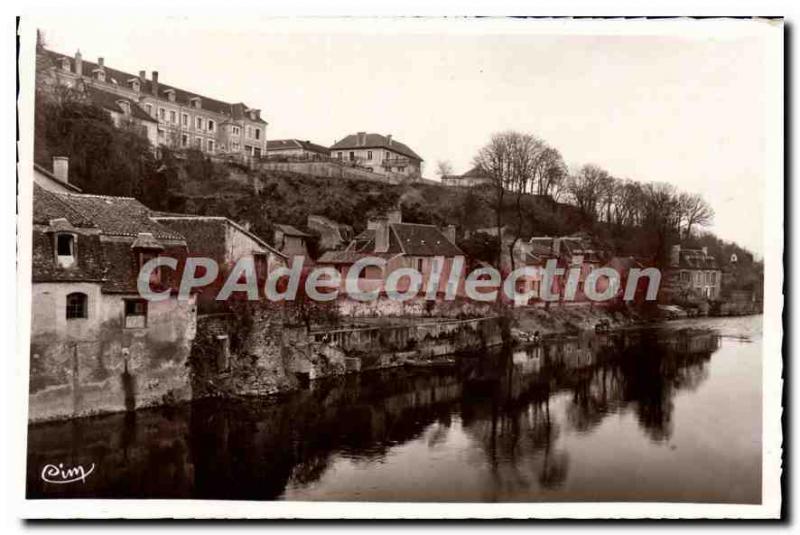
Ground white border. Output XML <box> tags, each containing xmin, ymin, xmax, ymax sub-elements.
<box><xmin>13</xmin><ymin>14</ymin><xmax>783</xmax><ymax>520</ymax></box>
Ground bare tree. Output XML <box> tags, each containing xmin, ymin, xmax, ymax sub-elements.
<box><xmin>566</xmin><ymin>164</ymin><xmax>610</xmax><ymax>220</ymax></box>
<box><xmin>473</xmin><ymin>131</ymin><xmax>543</xmax><ymax>269</ymax></box>
<box><xmin>678</xmin><ymin>192</ymin><xmax>715</xmax><ymax>239</ymax></box>
<box><xmin>435</xmin><ymin>160</ymin><xmax>454</xmax><ymax>178</ymax></box>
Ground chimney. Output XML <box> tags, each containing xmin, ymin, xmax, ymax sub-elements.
<box><xmin>357</xmin><ymin>132</ymin><xmax>366</xmax><ymax>146</ymax></box>
<box><xmin>670</xmin><ymin>244</ymin><xmax>681</xmax><ymax>267</ymax></box>
<box><xmin>52</xmin><ymin>156</ymin><xmax>69</xmax><ymax>184</ymax></box>
<box><xmin>374</xmin><ymin>217</ymin><xmax>390</xmax><ymax>253</ymax></box>
<box><xmin>386</xmin><ymin>134</ymin><xmax>392</xmax><ymax>146</ymax></box>
<box><xmin>139</xmin><ymin>70</ymin><xmax>146</xmax><ymax>83</ymax></box>
<box><xmin>97</xmin><ymin>57</ymin><xmax>104</xmax><ymax>67</ymax></box>
<box><xmin>443</xmin><ymin>225</ymin><xmax>457</xmax><ymax>244</ymax></box>
<box><xmin>151</xmin><ymin>71</ymin><xmax>159</xmax><ymax>96</ymax></box>
<box><xmin>74</xmin><ymin>50</ymin><xmax>82</xmax><ymax>76</ymax></box>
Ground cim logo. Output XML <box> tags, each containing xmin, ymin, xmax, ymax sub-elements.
<box><xmin>41</xmin><ymin>462</ymin><xmax>95</xmax><ymax>485</ymax></box>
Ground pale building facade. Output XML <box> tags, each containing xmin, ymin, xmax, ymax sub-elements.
<box><xmin>330</xmin><ymin>132</ymin><xmax>423</xmax><ymax>179</ymax></box>
<box><xmin>40</xmin><ymin>48</ymin><xmax>268</xmax><ymax>158</ymax></box>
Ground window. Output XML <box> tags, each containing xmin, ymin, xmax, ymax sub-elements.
<box><xmin>232</xmin><ymin>142</ymin><xmax>240</xmax><ymax>151</ymax></box>
<box><xmin>181</xmin><ymin>134</ymin><xmax>189</xmax><ymax>147</ymax></box>
<box><xmin>196</xmin><ymin>117</ymin><xmax>203</xmax><ymax>130</ymax></box>
<box><xmin>337</xmin><ymin>152</ymin><xmax>343</xmax><ymax>160</ymax></box>
<box><xmin>145</xmin><ymin>103</ymin><xmax>153</xmax><ymax>116</ymax></box>
<box><xmin>680</xmin><ymin>271</ymin><xmax>690</xmax><ymax>283</ymax></box>
<box><xmin>416</xmin><ymin>258</ymin><xmax>424</xmax><ymax>272</ymax></box>
<box><xmin>349</xmin><ymin>151</ymin><xmax>355</xmax><ymax>161</ymax></box>
<box><xmin>195</xmin><ymin>137</ymin><xmax>202</xmax><ymax>148</ymax></box>
<box><xmin>208</xmin><ymin>119</ymin><xmax>215</xmax><ymax>132</ymax></box>
<box><xmin>367</xmin><ymin>151</ymin><xmax>373</xmax><ymax>160</ymax></box>
<box><xmin>158</xmin><ymin>108</ymin><xmax>165</xmax><ymax>121</ymax></box>
<box><xmin>57</xmin><ymin>234</ymin><xmax>74</xmax><ymax>256</ymax></box>
<box><xmin>246</xmin><ymin>126</ymin><xmax>252</xmax><ymax>138</ymax></box>
<box><xmin>232</xmin><ymin>126</ymin><xmax>240</xmax><ymax>136</ymax></box>
<box><xmin>385</xmin><ymin>151</ymin><xmax>390</xmax><ymax>160</ymax></box>
<box><xmin>207</xmin><ymin>140</ymin><xmax>215</xmax><ymax>152</ymax></box>
<box><xmin>66</xmin><ymin>292</ymin><xmax>88</xmax><ymax>320</ymax></box>
<box><xmin>254</xmin><ymin>128</ymin><xmax>261</xmax><ymax>140</ymax></box>
<box><xmin>397</xmin><ymin>166</ymin><xmax>406</xmax><ymax>173</ymax></box>
<box><xmin>124</xmin><ymin>299</ymin><xmax>148</xmax><ymax>328</ymax></box>
<box><xmin>169</xmin><ymin>110</ymin><xmax>176</xmax><ymax>124</ymax></box>
<box><xmin>182</xmin><ymin>113</ymin><xmax>189</xmax><ymax>127</ymax></box>
<box><xmin>55</xmin><ymin>233</ymin><xmax>75</xmax><ymax>267</ymax></box>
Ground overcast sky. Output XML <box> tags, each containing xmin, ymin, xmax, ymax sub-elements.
<box><xmin>35</xmin><ymin>17</ymin><xmax>774</xmax><ymax>256</ymax></box>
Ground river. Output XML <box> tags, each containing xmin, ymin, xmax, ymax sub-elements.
<box><xmin>26</xmin><ymin>315</ymin><xmax>762</xmax><ymax>503</ymax></box>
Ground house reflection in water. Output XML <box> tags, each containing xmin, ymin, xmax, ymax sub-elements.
<box><xmin>27</xmin><ymin>328</ymin><xmax>721</xmax><ymax>501</ymax></box>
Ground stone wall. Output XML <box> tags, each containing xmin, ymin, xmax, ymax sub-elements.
<box><xmin>29</xmin><ymin>285</ymin><xmax>196</xmax><ymax>423</ymax></box>
<box><xmin>257</xmin><ymin>161</ymin><xmax>408</xmax><ymax>185</ymax></box>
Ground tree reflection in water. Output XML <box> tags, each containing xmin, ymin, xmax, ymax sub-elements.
<box><xmin>27</xmin><ymin>327</ymin><xmax>719</xmax><ymax>500</ymax></box>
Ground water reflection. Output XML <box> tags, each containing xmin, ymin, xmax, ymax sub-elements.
<box><xmin>28</xmin><ymin>326</ymin><xmax>729</xmax><ymax>501</ymax></box>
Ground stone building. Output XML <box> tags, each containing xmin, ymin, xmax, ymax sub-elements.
<box><xmin>273</xmin><ymin>224</ymin><xmax>312</xmax><ymax>260</ymax></box>
<box><xmin>441</xmin><ymin>166</ymin><xmax>494</xmax><ymax>187</ymax></box>
<box><xmin>151</xmin><ymin>215</ymin><xmax>287</xmax><ymax>313</ymax></box>
<box><xmin>317</xmin><ymin>211</ymin><xmax>465</xmax><ymax>297</ymax></box>
<box><xmin>266</xmin><ymin>139</ymin><xmax>330</xmax><ymax>160</ymax></box>
<box><xmin>330</xmin><ymin>132</ymin><xmax>423</xmax><ymax>179</ymax></box>
<box><xmin>30</xmin><ymin>183</ymin><xmax>197</xmax><ymax>422</ymax></box>
<box><xmin>307</xmin><ymin>214</ymin><xmax>353</xmax><ymax>251</ymax></box>
<box><xmin>664</xmin><ymin>245</ymin><xmax>723</xmax><ymax>303</ymax></box>
<box><xmin>39</xmin><ymin>48</ymin><xmax>268</xmax><ymax>158</ymax></box>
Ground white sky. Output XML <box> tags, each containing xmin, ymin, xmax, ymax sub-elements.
<box><xmin>34</xmin><ymin>17</ymin><xmax>775</xmax><ymax>256</ymax></box>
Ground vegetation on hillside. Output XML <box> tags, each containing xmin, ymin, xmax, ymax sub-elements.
<box><xmin>33</xmin><ymin>78</ymin><xmax>761</xmax><ymax>294</ymax></box>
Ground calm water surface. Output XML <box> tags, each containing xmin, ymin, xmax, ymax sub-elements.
<box><xmin>27</xmin><ymin>316</ymin><xmax>762</xmax><ymax>503</ymax></box>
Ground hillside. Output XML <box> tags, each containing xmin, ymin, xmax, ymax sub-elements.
<box><xmin>33</xmin><ymin>95</ymin><xmax>760</xmax><ymax>281</ymax></box>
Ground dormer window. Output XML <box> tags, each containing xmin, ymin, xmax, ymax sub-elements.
<box><xmin>93</xmin><ymin>69</ymin><xmax>106</xmax><ymax>82</ymax></box>
<box><xmin>59</xmin><ymin>58</ymin><xmax>71</xmax><ymax>72</ymax></box>
<box><xmin>190</xmin><ymin>97</ymin><xmax>202</xmax><ymax>109</ymax></box>
<box><xmin>55</xmin><ymin>233</ymin><xmax>76</xmax><ymax>268</ymax></box>
<box><xmin>128</xmin><ymin>78</ymin><xmax>140</xmax><ymax>92</ymax></box>
<box><xmin>117</xmin><ymin>100</ymin><xmax>131</xmax><ymax>115</ymax></box>
<box><xmin>164</xmin><ymin>89</ymin><xmax>176</xmax><ymax>102</ymax></box>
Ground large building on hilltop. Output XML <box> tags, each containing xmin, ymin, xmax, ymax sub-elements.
<box><xmin>38</xmin><ymin>48</ymin><xmax>268</xmax><ymax>158</ymax></box>
<box><xmin>330</xmin><ymin>132</ymin><xmax>423</xmax><ymax>179</ymax></box>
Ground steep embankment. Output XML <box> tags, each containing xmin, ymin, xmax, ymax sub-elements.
<box><xmin>164</xmin><ymin>160</ymin><xmax>585</xmax><ymax>257</ymax></box>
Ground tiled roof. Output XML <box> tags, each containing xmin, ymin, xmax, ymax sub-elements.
<box><xmin>54</xmin><ymin>192</ymin><xmax>185</xmax><ymax>240</ymax></box>
<box><xmin>267</xmin><ymin>139</ymin><xmax>329</xmax><ymax>154</ymax></box>
<box><xmin>153</xmin><ymin>215</ymin><xmax>286</xmax><ymax>259</ymax></box>
<box><xmin>43</xmin><ymin>49</ymin><xmax>266</xmax><ymax>124</ymax></box>
<box><xmin>462</xmin><ymin>166</ymin><xmax>491</xmax><ymax>178</ymax></box>
<box><xmin>340</xmin><ymin>223</ymin><xmax>461</xmax><ymax>258</ymax></box>
<box><xmin>32</xmin><ymin>185</ymin><xmax>96</xmax><ymax>228</ymax></box>
<box><xmin>391</xmin><ymin>223</ymin><xmax>462</xmax><ymax>256</ymax></box>
<box><xmin>275</xmin><ymin>224</ymin><xmax>311</xmax><ymax>237</ymax></box>
<box><xmin>330</xmin><ymin>133</ymin><xmax>423</xmax><ymax>161</ymax></box>
<box><xmin>85</xmin><ymin>86</ymin><xmax>156</xmax><ymax>124</ymax></box>
<box><xmin>678</xmin><ymin>249</ymin><xmax>719</xmax><ymax>270</ymax></box>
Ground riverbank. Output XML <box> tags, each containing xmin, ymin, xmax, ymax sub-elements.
<box><xmin>512</xmin><ymin>304</ymin><xmax>640</xmax><ymax>337</ymax></box>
